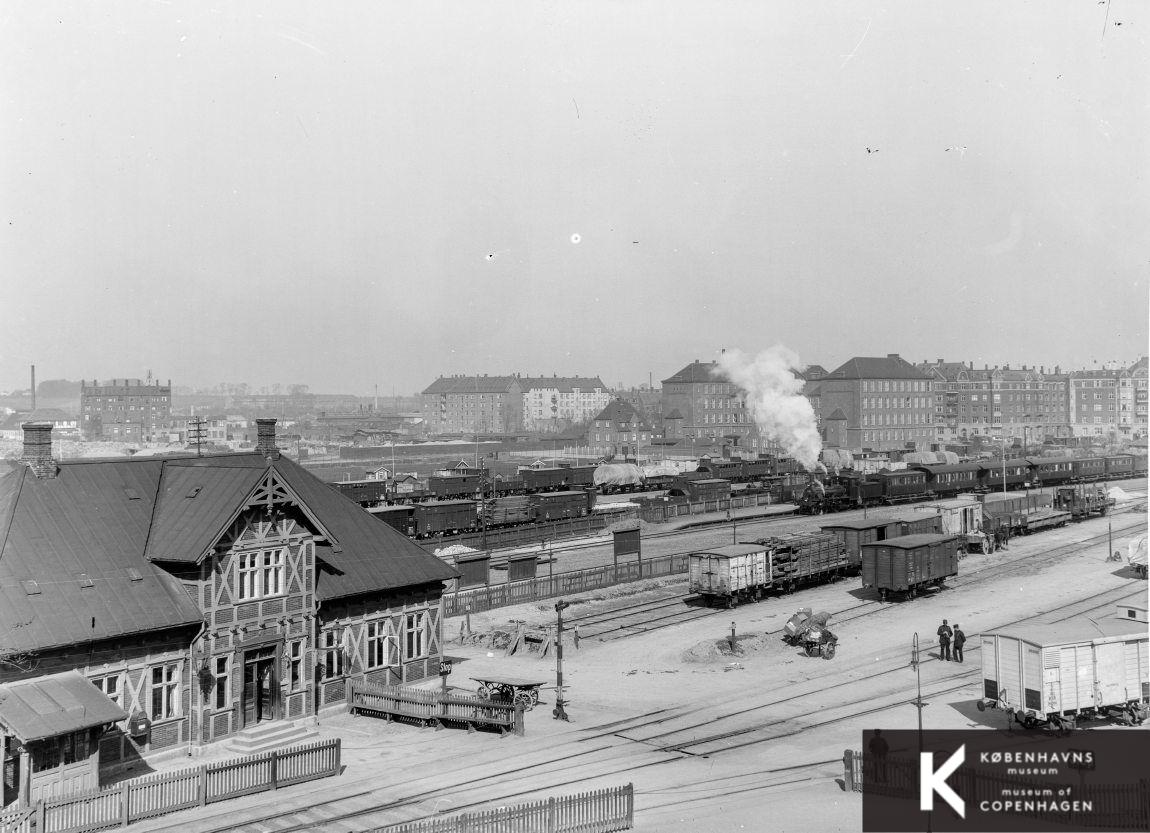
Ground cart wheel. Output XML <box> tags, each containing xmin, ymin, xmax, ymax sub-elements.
<box><xmin>476</xmin><ymin>685</ymin><xmax>491</xmax><ymax>700</ymax></box>
<box><xmin>514</xmin><ymin>691</ymin><xmax>534</xmax><ymax>711</ymax></box>
<box><xmin>530</xmin><ymin>688</ymin><xmax>540</xmax><ymax>706</ymax></box>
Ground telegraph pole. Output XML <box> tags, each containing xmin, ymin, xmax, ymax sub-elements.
<box><xmin>911</xmin><ymin>632</ymin><xmax>932</xmax><ymax>833</ymax></box>
<box><xmin>553</xmin><ymin>599</ymin><xmax>570</xmax><ymax>721</ymax></box>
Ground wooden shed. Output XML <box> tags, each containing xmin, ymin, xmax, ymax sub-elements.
<box><xmin>0</xmin><ymin>671</ymin><xmax>127</xmax><ymax>804</ymax></box>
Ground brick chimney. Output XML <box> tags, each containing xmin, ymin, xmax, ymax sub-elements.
<box><xmin>255</xmin><ymin>418</ymin><xmax>279</xmax><ymax>458</ymax></box>
<box><xmin>21</xmin><ymin>422</ymin><xmax>57</xmax><ymax>478</ymax></box>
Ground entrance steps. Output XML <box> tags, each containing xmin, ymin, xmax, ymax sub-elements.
<box><xmin>227</xmin><ymin>720</ymin><xmax>318</xmax><ymax>756</ymax></box>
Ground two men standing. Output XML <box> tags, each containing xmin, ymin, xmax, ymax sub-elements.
<box><xmin>936</xmin><ymin>619</ymin><xmax>966</xmax><ymax>662</ymax></box>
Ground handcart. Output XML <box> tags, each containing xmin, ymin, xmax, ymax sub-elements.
<box><xmin>471</xmin><ymin>675</ymin><xmax>548</xmax><ymax>711</ymax></box>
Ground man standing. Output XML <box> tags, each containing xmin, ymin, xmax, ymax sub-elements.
<box><xmin>937</xmin><ymin>619</ymin><xmax>953</xmax><ymax>661</ymax></box>
<box><xmin>952</xmin><ymin>624</ymin><xmax>966</xmax><ymax>663</ymax></box>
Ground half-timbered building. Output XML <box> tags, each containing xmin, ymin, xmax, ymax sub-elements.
<box><xmin>0</xmin><ymin>420</ymin><xmax>456</xmax><ymax>804</ymax></box>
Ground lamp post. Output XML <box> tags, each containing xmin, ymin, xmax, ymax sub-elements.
<box><xmin>911</xmin><ymin>632</ymin><xmax>932</xmax><ymax>833</ymax></box>
<box><xmin>553</xmin><ymin>600</ymin><xmax>570</xmax><ymax>721</ymax></box>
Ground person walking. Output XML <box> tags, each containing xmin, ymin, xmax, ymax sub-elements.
<box><xmin>937</xmin><ymin>619</ymin><xmax>953</xmax><ymax>661</ymax></box>
<box><xmin>572</xmin><ymin>625</ymin><xmax>581</xmax><ymax>650</ymax></box>
<box><xmin>952</xmin><ymin>624</ymin><xmax>966</xmax><ymax>663</ymax></box>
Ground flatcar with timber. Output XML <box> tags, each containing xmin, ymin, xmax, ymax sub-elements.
<box><xmin>860</xmin><ymin>533</ymin><xmax>961</xmax><ymax>601</ymax></box>
<box><xmin>820</xmin><ymin>514</ymin><xmax>943</xmax><ymax>572</ymax></box>
<box><xmin>977</xmin><ymin>603</ymin><xmax>1149</xmax><ymax>729</ymax></box>
<box><xmin>688</xmin><ymin>533</ymin><xmax>849</xmax><ymax>607</ymax></box>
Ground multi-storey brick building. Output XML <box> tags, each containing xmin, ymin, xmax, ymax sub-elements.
<box><xmin>519</xmin><ymin>376</ymin><xmax>610</xmax><ymax>433</ymax></box>
<box><xmin>817</xmin><ymin>355</ymin><xmax>934</xmax><ymax>452</ymax></box>
<box><xmin>1130</xmin><ymin>357</ymin><xmax>1148</xmax><ymax>438</ymax></box>
<box><xmin>0</xmin><ymin>420</ymin><xmax>454</xmax><ymax>803</ymax></box>
<box><xmin>660</xmin><ymin>360</ymin><xmax>762</xmax><ymax>451</ymax></box>
<box><xmin>80</xmin><ymin>377</ymin><xmax>172</xmax><ymax>442</ymax></box>
<box><xmin>419</xmin><ymin>375</ymin><xmax>524</xmax><ymax>436</ymax></box>
<box><xmin>1066</xmin><ymin>361</ymin><xmax>1148</xmax><ymax>439</ymax></box>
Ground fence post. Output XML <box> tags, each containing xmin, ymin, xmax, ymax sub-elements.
<box><xmin>625</xmin><ymin>783</ymin><xmax>634</xmax><ymax>827</ymax></box>
<box><xmin>333</xmin><ymin>737</ymin><xmax>342</xmax><ymax>776</ymax></box>
<box><xmin>35</xmin><ymin>800</ymin><xmax>45</xmax><ymax>833</ymax></box>
<box><xmin>198</xmin><ymin>763</ymin><xmax>209</xmax><ymax>806</ymax></box>
<box><xmin>456</xmin><ymin>811</ymin><xmax>470</xmax><ymax>833</ymax></box>
<box><xmin>270</xmin><ymin>750</ymin><xmax>279</xmax><ymax>790</ymax></box>
<box><xmin>547</xmin><ymin>796</ymin><xmax>557</xmax><ymax>833</ymax></box>
<box><xmin>514</xmin><ymin>702</ymin><xmax>525</xmax><ymax>736</ymax></box>
<box><xmin>843</xmin><ymin>750</ymin><xmax>855</xmax><ymax>792</ymax></box>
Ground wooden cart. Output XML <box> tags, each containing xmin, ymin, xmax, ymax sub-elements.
<box><xmin>471</xmin><ymin>675</ymin><xmax>548</xmax><ymax>711</ymax></box>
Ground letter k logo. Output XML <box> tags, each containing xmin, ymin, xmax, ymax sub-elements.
<box><xmin>921</xmin><ymin>745</ymin><xmax>965</xmax><ymax>818</ymax></box>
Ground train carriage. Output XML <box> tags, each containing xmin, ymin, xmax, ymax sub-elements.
<box><xmin>1133</xmin><ymin>455</ymin><xmax>1148</xmax><ymax>479</ymax></box>
<box><xmin>860</xmin><ymin>533</ymin><xmax>961</xmax><ymax>601</ymax></box>
<box><xmin>1027</xmin><ymin>456</ymin><xmax>1077</xmax><ymax>487</ymax></box>
<box><xmin>910</xmin><ymin>462</ymin><xmax>984</xmax><ymax>498</ymax></box>
<box><xmin>696</xmin><ymin>460</ymin><xmax>746</xmax><ymax>481</ymax></box>
<box><xmin>977</xmin><ymin>604</ymin><xmax>1149</xmax><ymax>729</ymax></box>
<box><xmin>980</xmin><ymin>459</ymin><xmax>1032</xmax><ymax>492</ymax></box>
<box><xmin>1104</xmin><ymin>454</ymin><xmax>1135</xmax><ymax>479</ymax></box>
<box><xmin>1071</xmin><ymin>456</ymin><xmax>1107</xmax><ymax>482</ymax></box>
<box><xmin>873</xmin><ymin>469</ymin><xmax>929</xmax><ymax>504</ymax></box>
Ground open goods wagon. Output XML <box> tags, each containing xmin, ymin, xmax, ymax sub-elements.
<box><xmin>977</xmin><ymin>604</ymin><xmax>1149</xmax><ymax>729</ymax></box>
<box><xmin>820</xmin><ymin>514</ymin><xmax>942</xmax><ymax>572</ymax></box>
<box><xmin>752</xmin><ymin>533</ymin><xmax>851</xmax><ymax>592</ymax></box>
<box><xmin>688</xmin><ymin>534</ymin><xmax>849</xmax><ymax>607</ymax></box>
<box><xmin>860</xmin><ymin>533</ymin><xmax>961</xmax><ymax>601</ymax></box>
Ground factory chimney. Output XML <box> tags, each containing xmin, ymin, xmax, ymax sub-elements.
<box><xmin>30</xmin><ymin>364</ymin><xmax>36</xmax><ymax>411</ymax></box>
<box><xmin>255</xmin><ymin>418</ymin><xmax>279</xmax><ymax>459</ymax></box>
<box><xmin>21</xmin><ymin>422</ymin><xmax>57</xmax><ymax>479</ymax></box>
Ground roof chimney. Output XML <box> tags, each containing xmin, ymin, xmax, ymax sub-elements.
<box><xmin>255</xmin><ymin>418</ymin><xmax>279</xmax><ymax>458</ymax></box>
<box><xmin>21</xmin><ymin>422</ymin><xmax>57</xmax><ymax>478</ymax></box>
<box><xmin>887</xmin><ymin>353</ymin><xmax>899</xmax><ymax>359</ymax></box>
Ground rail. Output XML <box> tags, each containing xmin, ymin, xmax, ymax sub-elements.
<box><xmin>370</xmin><ymin>783</ymin><xmax>634</xmax><ymax>833</ymax></box>
<box><xmin>348</xmin><ymin>680</ymin><xmax>524</xmax><ymax>736</ymax></box>
<box><xmin>1</xmin><ymin>739</ymin><xmax>341</xmax><ymax>833</ymax></box>
<box><xmin>444</xmin><ymin>553</ymin><xmax>691</xmax><ymax>616</ymax></box>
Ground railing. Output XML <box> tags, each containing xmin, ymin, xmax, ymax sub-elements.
<box><xmin>2</xmin><ymin>739</ymin><xmax>341</xmax><ymax>833</ymax></box>
<box><xmin>349</xmin><ymin>680</ymin><xmax>524</xmax><ymax>736</ymax></box>
<box><xmin>444</xmin><ymin>553</ymin><xmax>691</xmax><ymax>617</ymax></box>
<box><xmin>371</xmin><ymin>783</ymin><xmax>634</xmax><ymax>833</ymax></box>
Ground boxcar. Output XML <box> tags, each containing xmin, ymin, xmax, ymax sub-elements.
<box><xmin>910</xmin><ymin>463</ymin><xmax>984</xmax><ymax>497</ymax></box>
<box><xmin>689</xmin><ymin>544</ymin><xmax>769</xmax><ymax>606</ymax></box>
<box><xmin>521</xmin><ymin>466</ymin><xmax>596</xmax><ymax>493</ymax></box>
<box><xmin>819</xmin><ymin>516</ymin><xmax>939</xmax><ymax>572</ymax></box>
<box><xmin>1027</xmin><ymin>456</ymin><xmax>1077</xmax><ymax>487</ymax></box>
<box><xmin>368</xmin><ymin>504</ymin><xmax>416</xmax><ymax>536</ymax></box>
<box><xmin>873</xmin><ymin>469</ymin><xmax>929</xmax><ymax>503</ymax></box>
<box><xmin>528</xmin><ymin>490</ymin><xmax>593</xmax><ymax>521</ymax></box>
<box><xmin>670</xmin><ymin>477</ymin><xmax>732</xmax><ymax>503</ymax></box>
<box><xmin>978</xmin><ymin>610</ymin><xmax>1149</xmax><ymax>729</ymax></box>
<box><xmin>329</xmin><ymin>478</ymin><xmax>391</xmax><ymax>506</ymax></box>
<box><xmin>413</xmin><ymin>499</ymin><xmax>479</xmax><ymax>537</ymax></box>
<box><xmin>860</xmin><ymin>533</ymin><xmax>961</xmax><ymax>601</ymax></box>
<box><xmin>429</xmin><ymin>473</ymin><xmax>482</xmax><ymax>499</ymax></box>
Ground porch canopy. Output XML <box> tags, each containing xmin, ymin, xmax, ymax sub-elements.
<box><xmin>0</xmin><ymin>671</ymin><xmax>127</xmax><ymax>742</ymax></box>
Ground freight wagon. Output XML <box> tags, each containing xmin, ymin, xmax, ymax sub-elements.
<box><xmin>688</xmin><ymin>534</ymin><xmax>849</xmax><ymax>607</ymax></box>
<box><xmin>520</xmin><ymin>466</ymin><xmax>597</xmax><ymax>493</ymax></box>
<box><xmin>977</xmin><ymin>604</ymin><xmax>1149</xmax><ymax>729</ymax></box>
<box><xmin>670</xmin><ymin>477</ymin><xmax>732</xmax><ymax>503</ymax></box>
<box><xmin>860</xmin><ymin>534</ymin><xmax>961</xmax><ymax>601</ymax></box>
<box><xmin>413</xmin><ymin>499</ymin><xmax>478</xmax><ymax>537</ymax></box>
<box><xmin>820</xmin><ymin>514</ymin><xmax>943</xmax><ymax>572</ymax></box>
<box><xmin>528</xmin><ymin>489</ymin><xmax>594</xmax><ymax>522</ymax></box>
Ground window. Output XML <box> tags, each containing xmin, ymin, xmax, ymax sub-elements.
<box><xmin>321</xmin><ymin>630</ymin><xmax>343</xmax><ymax>680</ymax></box>
<box><xmin>150</xmin><ymin>663</ymin><xmax>180</xmax><ymax>720</ymax></box>
<box><xmin>404</xmin><ymin>613</ymin><xmax>428</xmax><ymax>661</ymax></box>
<box><xmin>236</xmin><ymin>548</ymin><xmax>285</xmax><ymax>600</ymax></box>
<box><xmin>365</xmin><ymin>620</ymin><xmax>395</xmax><ymax>669</ymax></box>
<box><xmin>213</xmin><ymin>656</ymin><xmax>229</xmax><ymax>709</ymax></box>
<box><xmin>288</xmin><ymin>640</ymin><xmax>305</xmax><ymax>690</ymax></box>
<box><xmin>92</xmin><ymin>673</ymin><xmax>122</xmax><ymax>707</ymax></box>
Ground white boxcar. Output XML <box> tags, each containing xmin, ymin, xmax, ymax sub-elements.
<box><xmin>978</xmin><ymin>608</ymin><xmax>1149</xmax><ymax>729</ymax></box>
<box><xmin>688</xmin><ymin>544</ymin><xmax>769</xmax><ymax>607</ymax></box>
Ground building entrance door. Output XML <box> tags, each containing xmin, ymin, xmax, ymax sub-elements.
<box><xmin>242</xmin><ymin>645</ymin><xmax>279</xmax><ymax>727</ymax></box>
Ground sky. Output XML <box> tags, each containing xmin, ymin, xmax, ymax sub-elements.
<box><xmin>1</xmin><ymin>0</ymin><xmax>1146</xmax><ymax>395</ymax></box>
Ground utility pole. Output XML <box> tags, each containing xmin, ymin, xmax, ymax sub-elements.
<box><xmin>911</xmin><ymin>632</ymin><xmax>932</xmax><ymax>833</ymax></box>
<box><xmin>553</xmin><ymin>599</ymin><xmax>570</xmax><ymax>721</ymax></box>
<box><xmin>187</xmin><ymin>417</ymin><xmax>206</xmax><ymax>457</ymax></box>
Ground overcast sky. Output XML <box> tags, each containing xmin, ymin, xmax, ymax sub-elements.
<box><xmin>2</xmin><ymin>1</ymin><xmax>1146</xmax><ymax>395</ymax></box>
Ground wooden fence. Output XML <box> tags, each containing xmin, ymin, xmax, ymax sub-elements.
<box><xmin>443</xmin><ymin>553</ymin><xmax>690</xmax><ymax>617</ymax></box>
<box><xmin>0</xmin><ymin>739</ymin><xmax>341</xmax><ymax>833</ymax></box>
<box><xmin>416</xmin><ymin>511</ymin><xmax>637</xmax><ymax>555</ymax></box>
<box><xmin>372</xmin><ymin>783</ymin><xmax>634</xmax><ymax>833</ymax></box>
<box><xmin>349</xmin><ymin>680</ymin><xmax>524</xmax><ymax>736</ymax></box>
<box><xmin>635</xmin><ymin>492</ymin><xmax>776</xmax><ymax>524</ymax></box>
<box><xmin>843</xmin><ymin>750</ymin><xmax>1150</xmax><ymax>831</ymax></box>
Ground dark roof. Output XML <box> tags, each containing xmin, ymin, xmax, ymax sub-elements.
<box><xmin>860</xmin><ymin>533</ymin><xmax>960</xmax><ymax>549</ymax></box>
<box><xmin>825</xmin><ymin>408</ymin><xmax>848</xmax><ymax>421</ymax></box>
<box><xmin>826</xmin><ymin>356</ymin><xmax>929</xmax><ymax>381</ymax></box>
<box><xmin>664</xmin><ymin>409</ymin><xmax>684</xmax><ymax>420</ymax></box>
<box><xmin>592</xmin><ymin>399</ymin><xmax>649</xmax><ymax>427</ymax></box>
<box><xmin>0</xmin><ymin>452</ymin><xmax>458</xmax><ymax>652</ymax></box>
<box><xmin>0</xmin><ymin>671</ymin><xmax>128</xmax><ymax>742</ymax></box>
<box><xmin>518</xmin><ymin>376</ymin><xmax>607</xmax><ymax>393</ymax></box>
<box><xmin>662</xmin><ymin>361</ymin><xmax>727</xmax><ymax>385</ymax></box>
<box><xmin>819</xmin><ymin>517</ymin><xmax>901</xmax><ymax>531</ymax></box>
<box><xmin>421</xmin><ymin>376</ymin><xmax>521</xmax><ymax>395</ymax></box>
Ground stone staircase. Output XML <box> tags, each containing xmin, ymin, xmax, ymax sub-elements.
<box><xmin>227</xmin><ymin>720</ymin><xmax>319</xmax><ymax>756</ymax></box>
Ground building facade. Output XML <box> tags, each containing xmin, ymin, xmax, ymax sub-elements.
<box><xmin>660</xmin><ymin>360</ymin><xmax>762</xmax><ymax>451</ymax></box>
<box><xmin>817</xmin><ymin>355</ymin><xmax>934</xmax><ymax>452</ymax></box>
<box><xmin>419</xmin><ymin>376</ymin><xmax>524</xmax><ymax>436</ymax></box>
<box><xmin>519</xmin><ymin>376</ymin><xmax>610</xmax><ymax>433</ymax></box>
<box><xmin>80</xmin><ymin>378</ymin><xmax>172</xmax><ymax>442</ymax></box>
<box><xmin>0</xmin><ymin>420</ymin><xmax>455</xmax><ymax>801</ymax></box>
<box><xmin>587</xmin><ymin>399</ymin><xmax>657</xmax><ymax>456</ymax></box>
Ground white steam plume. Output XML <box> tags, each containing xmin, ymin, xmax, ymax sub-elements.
<box><xmin>715</xmin><ymin>346</ymin><xmax>823</xmax><ymax>471</ymax></box>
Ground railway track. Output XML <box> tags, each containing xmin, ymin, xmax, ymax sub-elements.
<box><xmin>571</xmin><ymin>517</ymin><xmax>1146</xmax><ymax>645</ymax></box>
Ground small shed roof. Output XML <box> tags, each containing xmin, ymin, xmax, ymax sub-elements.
<box><xmin>988</xmin><ymin>619</ymin><xmax>1145</xmax><ymax>648</ymax></box>
<box><xmin>860</xmin><ymin>533</ymin><xmax>959</xmax><ymax>549</ymax></box>
<box><xmin>819</xmin><ymin>517</ymin><xmax>900</xmax><ymax>531</ymax></box>
<box><xmin>0</xmin><ymin>671</ymin><xmax>127</xmax><ymax>742</ymax></box>
<box><xmin>691</xmin><ymin>544</ymin><xmax>765</xmax><ymax>558</ymax></box>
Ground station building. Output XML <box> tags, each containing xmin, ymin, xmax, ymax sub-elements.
<box><xmin>0</xmin><ymin>420</ymin><xmax>455</xmax><ymax>805</ymax></box>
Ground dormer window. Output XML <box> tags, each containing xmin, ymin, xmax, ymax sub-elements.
<box><xmin>236</xmin><ymin>548</ymin><xmax>285</xmax><ymax>601</ymax></box>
